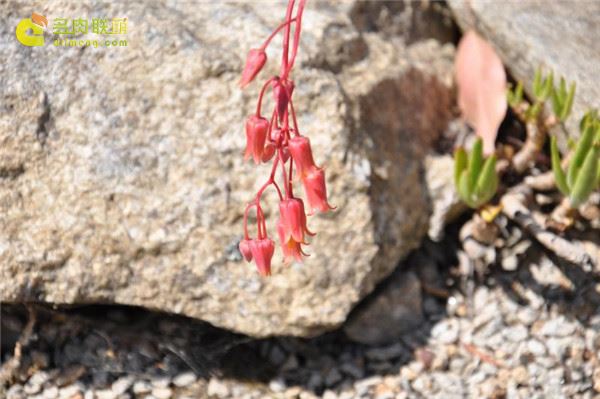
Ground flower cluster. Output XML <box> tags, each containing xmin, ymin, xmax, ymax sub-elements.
<box><xmin>238</xmin><ymin>0</ymin><xmax>333</xmax><ymax>276</ymax></box>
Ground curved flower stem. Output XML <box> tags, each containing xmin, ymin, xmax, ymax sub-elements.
<box><xmin>280</xmin><ymin>0</ymin><xmax>296</xmax><ymax>77</ymax></box>
<box><xmin>256</xmin><ymin>77</ymin><xmax>276</xmax><ymax>116</ymax></box>
<box><xmin>288</xmin><ymin>96</ymin><xmax>300</xmax><ymax>137</ymax></box>
<box><xmin>286</xmin><ymin>0</ymin><xmax>306</xmax><ymax>78</ymax></box>
<box><xmin>260</xmin><ymin>17</ymin><xmax>298</xmax><ymax>51</ymax></box>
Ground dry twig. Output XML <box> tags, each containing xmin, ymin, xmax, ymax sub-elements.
<box><xmin>501</xmin><ymin>186</ymin><xmax>595</xmax><ymax>271</ymax></box>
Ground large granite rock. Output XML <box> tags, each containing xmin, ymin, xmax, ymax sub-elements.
<box><xmin>0</xmin><ymin>1</ymin><xmax>454</xmax><ymax>337</ymax></box>
<box><xmin>448</xmin><ymin>0</ymin><xmax>600</xmax><ymax>140</ymax></box>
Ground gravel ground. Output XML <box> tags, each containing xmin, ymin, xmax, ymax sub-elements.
<box><xmin>2</xmin><ymin>241</ymin><xmax>600</xmax><ymax>399</ymax></box>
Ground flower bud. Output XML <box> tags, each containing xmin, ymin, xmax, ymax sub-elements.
<box><xmin>273</xmin><ymin>79</ymin><xmax>293</xmax><ymax>120</ymax></box>
<box><xmin>262</xmin><ymin>142</ymin><xmax>276</xmax><ymax>162</ymax></box>
<box><xmin>249</xmin><ymin>238</ymin><xmax>275</xmax><ymax>276</ymax></box>
<box><xmin>244</xmin><ymin>115</ymin><xmax>270</xmax><ymax>164</ymax></box>
<box><xmin>238</xmin><ymin>239</ymin><xmax>253</xmax><ymax>262</ymax></box>
<box><xmin>288</xmin><ymin>136</ymin><xmax>317</xmax><ymax>177</ymax></box>
<box><xmin>279</xmin><ymin>198</ymin><xmax>314</xmax><ymax>244</ymax></box>
<box><xmin>239</xmin><ymin>49</ymin><xmax>267</xmax><ymax>88</ymax></box>
<box><xmin>302</xmin><ymin>167</ymin><xmax>334</xmax><ymax>214</ymax></box>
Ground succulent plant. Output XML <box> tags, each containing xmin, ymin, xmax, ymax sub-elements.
<box><xmin>454</xmin><ymin>138</ymin><xmax>499</xmax><ymax>209</ymax></box>
<box><xmin>551</xmin><ymin>77</ymin><xmax>576</xmax><ymax>122</ymax></box>
<box><xmin>551</xmin><ymin>111</ymin><xmax>600</xmax><ymax>208</ymax></box>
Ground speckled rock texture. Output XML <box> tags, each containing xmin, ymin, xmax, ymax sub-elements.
<box><xmin>448</xmin><ymin>0</ymin><xmax>600</xmax><ymax>141</ymax></box>
<box><xmin>0</xmin><ymin>1</ymin><xmax>454</xmax><ymax>337</ymax></box>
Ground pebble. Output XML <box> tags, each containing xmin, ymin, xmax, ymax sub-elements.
<box><xmin>111</xmin><ymin>376</ymin><xmax>134</xmax><ymax>395</ymax></box>
<box><xmin>431</xmin><ymin>319</ymin><xmax>460</xmax><ymax>344</ymax></box>
<box><xmin>207</xmin><ymin>378</ymin><xmax>230</xmax><ymax>397</ymax></box>
<box><xmin>132</xmin><ymin>381</ymin><xmax>152</xmax><ymax>395</ymax></box>
<box><xmin>503</xmin><ymin>325</ymin><xmax>529</xmax><ymax>342</ymax></box>
<box><xmin>268</xmin><ymin>378</ymin><xmax>286</xmax><ymax>393</ymax></box>
<box><xmin>539</xmin><ymin>316</ymin><xmax>577</xmax><ymax>337</ymax></box>
<box><xmin>324</xmin><ymin>368</ymin><xmax>343</xmax><ymax>387</ymax></box>
<box><xmin>43</xmin><ymin>386</ymin><xmax>59</xmax><ymax>399</ymax></box>
<box><xmin>151</xmin><ymin>377</ymin><xmax>171</xmax><ymax>389</ymax></box>
<box><xmin>152</xmin><ymin>387</ymin><xmax>172</xmax><ymax>399</ymax></box>
<box><xmin>173</xmin><ymin>372</ymin><xmax>196</xmax><ymax>388</ymax></box>
<box><xmin>527</xmin><ymin>339</ymin><xmax>547</xmax><ymax>356</ymax></box>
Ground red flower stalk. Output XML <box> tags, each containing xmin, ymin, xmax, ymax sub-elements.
<box><xmin>239</xmin><ymin>0</ymin><xmax>334</xmax><ymax>276</ymax></box>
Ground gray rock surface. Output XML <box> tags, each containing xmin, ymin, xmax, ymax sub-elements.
<box><xmin>448</xmin><ymin>0</ymin><xmax>600</xmax><ymax>140</ymax></box>
<box><xmin>0</xmin><ymin>2</ymin><xmax>454</xmax><ymax>336</ymax></box>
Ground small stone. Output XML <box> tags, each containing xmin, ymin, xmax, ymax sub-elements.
<box><xmin>340</xmin><ymin>361</ymin><xmax>364</xmax><ymax>379</ymax></box>
<box><xmin>527</xmin><ymin>339</ymin><xmax>546</xmax><ymax>356</ymax></box>
<box><xmin>268</xmin><ymin>378</ymin><xmax>285</xmax><ymax>393</ymax></box>
<box><xmin>6</xmin><ymin>384</ymin><xmax>25</xmax><ymax>399</ymax></box>
<box><xmin>324</xmin><ymin>368</ymin><xmax>343</xmax><ymax>387</ymax></box>
<box><xmin>29</xmin><ymin>371</ymin><xmax>50</xmax><ymax>386</ymax></box>
<box><xmin>111</xmin><ymin>377</ymin><xmax>134</xmax><ymax>396</ymax></box>
<box><xmin>431</xmin><ymin>319</ymin><xmax>460</xmax><ymax>344</ymax></box>
<box><xmin>307</xmin><ymin>373</ymin><xmax>323</xmax><ymax>391</ymax></box>
<box><xmin>511</xmin><ymin>366</ymin><xmax>529</xmax><ymax>385</ymax></box>
<box><xmin>539</xmin><ymin>317</ymin><xmax>577</xmax><ymax>337</ymax></box>
<box><xmin>269</xmin><ymin>345</ymin><xmax>287</xmax><ymax>365</ymax></box>
<box><xmin>501</xmin><ymin>255</ymin><xmax>518</xmax><ymax>271</ymax></box>
<box><xmin>322</xmin><ymin>390</ymin><xmax>337</xmax><ymax>399</ymax></box>
<box><xmin>173</xmin><ymin>372</ymin><xmax>196</xmax><ymax>388</ymax></box>
<box><xmin>152</xmin><ymin>387</ymin><xmax>172</xmax><ymax>399</ymax></box>
<box><xmin>282</xmin><ymin>354</ymin><xmax>299</xmax><ymax>371</ymax></box>
<box><xmin>503</xmin><ymin>325</ymin><xmax>528</xmax><ymax>342</ymax></box>
<box><xmin>151</xmin><ymin>377</ymin><xmax>171</xmax><ymax>389</ymax></box>
<box><xmin>516</xmin><ymin>308</ymin><xmax>538</xmax><ymax>326</ymax></box>
<box><xmin>43</xmin><ymin>386</ymin><xmax>59</xmax><ymax>399</ymax></box>
<box><xmin>132</xmin><ymin>381</ymin><xmax>152</xmax><ymax>395</ymax></box>
<box><xmin>59</xmin><ymin>384</ymin><xmax>82</xmax><ymax>399</ymax></box>
<box><xmin>24</xmin><ymin>383</ymin><xmax>42</xmax><ymax>396</ymax></box>
<box><xmin>207</xmin><ymin>378</ymin><xmax>229</xmax><ymax>397</ymax></box>
<box><xmin>94</xmin><ymin>389</ymin><xmax>116</xmax><ymax>399</ymax></box>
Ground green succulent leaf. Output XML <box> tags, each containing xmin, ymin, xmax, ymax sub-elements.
<box><xmin>560</xmin><ymin>81</ymin><xmax>576</xmax><ymax>120</ymax></box>
<box><xmin>468</xmin><ymin>138</ymin><xmax>483</xmax><ymax>193</ymax></box>
<box><xmin>570</xmin><ymin>143</ymin><xmax>599</xmax><ymax>208</ymax></box>
<box><xmin>533</xmin><ymin>67</ymin><xmax>542</xmax><ymax>98</ymax></box>
<box><xmin>454</xmin><ymin>147</ymin><xmax>468</xmax><ymax>188</ymax></box>
<box><xmin>475</xmin><ymin>154</ymin><xmax>498</xmax><ymax>203</ymax></box>
<box><xmin>507</xmin><ymin>82</ymin><xmax>524</xmax><ymax>107</ymax></box>
<box><xmin>550</xmin><ymin>135</ymin><xmax>570</xmax><ymax>196</ymax></box>
<box><xmin>458</xmin><ymin>169</ymin><xmax>474</xmax><ymax>208</ymax></box>
<box><xmin>567</xmin><ymin>121</ymin><xmax>595</xmax><ymax>188</ymax></box>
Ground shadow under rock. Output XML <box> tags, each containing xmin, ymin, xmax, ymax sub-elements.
<box><xmin>1</xmin><ymin>232</ymin><xmax>460</xmax><ymax>396</ymax></box>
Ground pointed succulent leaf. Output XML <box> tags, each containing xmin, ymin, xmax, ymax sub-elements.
<box><xmin>550</xmin><ymin>135</ymin><xmax>570</xmax><ymax>196</ymax></box>
<box><xmin>551</xmin><ymin>88</ymin><xmax>562</xmax><ymax>117</ymax></box>
<box><xmin>559</xmin><ymin>81</ymin><xmax>576</xmax><ymax>120</ymax></box>
<box><xmin>540</xmin><ymin>71</ymin><xmax>554</xmax><ymax>101</ymax></box>
<box><xmin>475</xmin><ymin>154</ymin><xmax>498</xmax><ymax>200</ymax></box>
<box><xmin>569</xmin><ymin>143</ymin><xmax>599</xmax><ymax>208</ymax></box>
<box><xmin>454</xmin><ymin>147</ymin><xmax>468</xmax><ymax>188</ymax></box>
<box><xmin>533</xmin><ymin>67</ymin><xmax>542</xmax><ymax>98</ymax></box>
<box><xmin>580</xmin><ymin>109</ymin><xmax>598</xmax><ymax>132</ymax></box>
<box><xmin>468</xmin><ymin>138</ymin><xmax>484</xmax><ymax>192</ymax></box>
<box><xmin>567</xmin><ymin>121</ymin><xmax>595</xmax><ymax>187</ymax></box>
<box><xmin>458</xmin><ymin>169</ymin><xmax>474</xmax><ymax>208</ymax></box>
<box><xmin>479</xmin><ymin>170</ymin><xmax>498</xmax><ymax>206</ymax></box>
